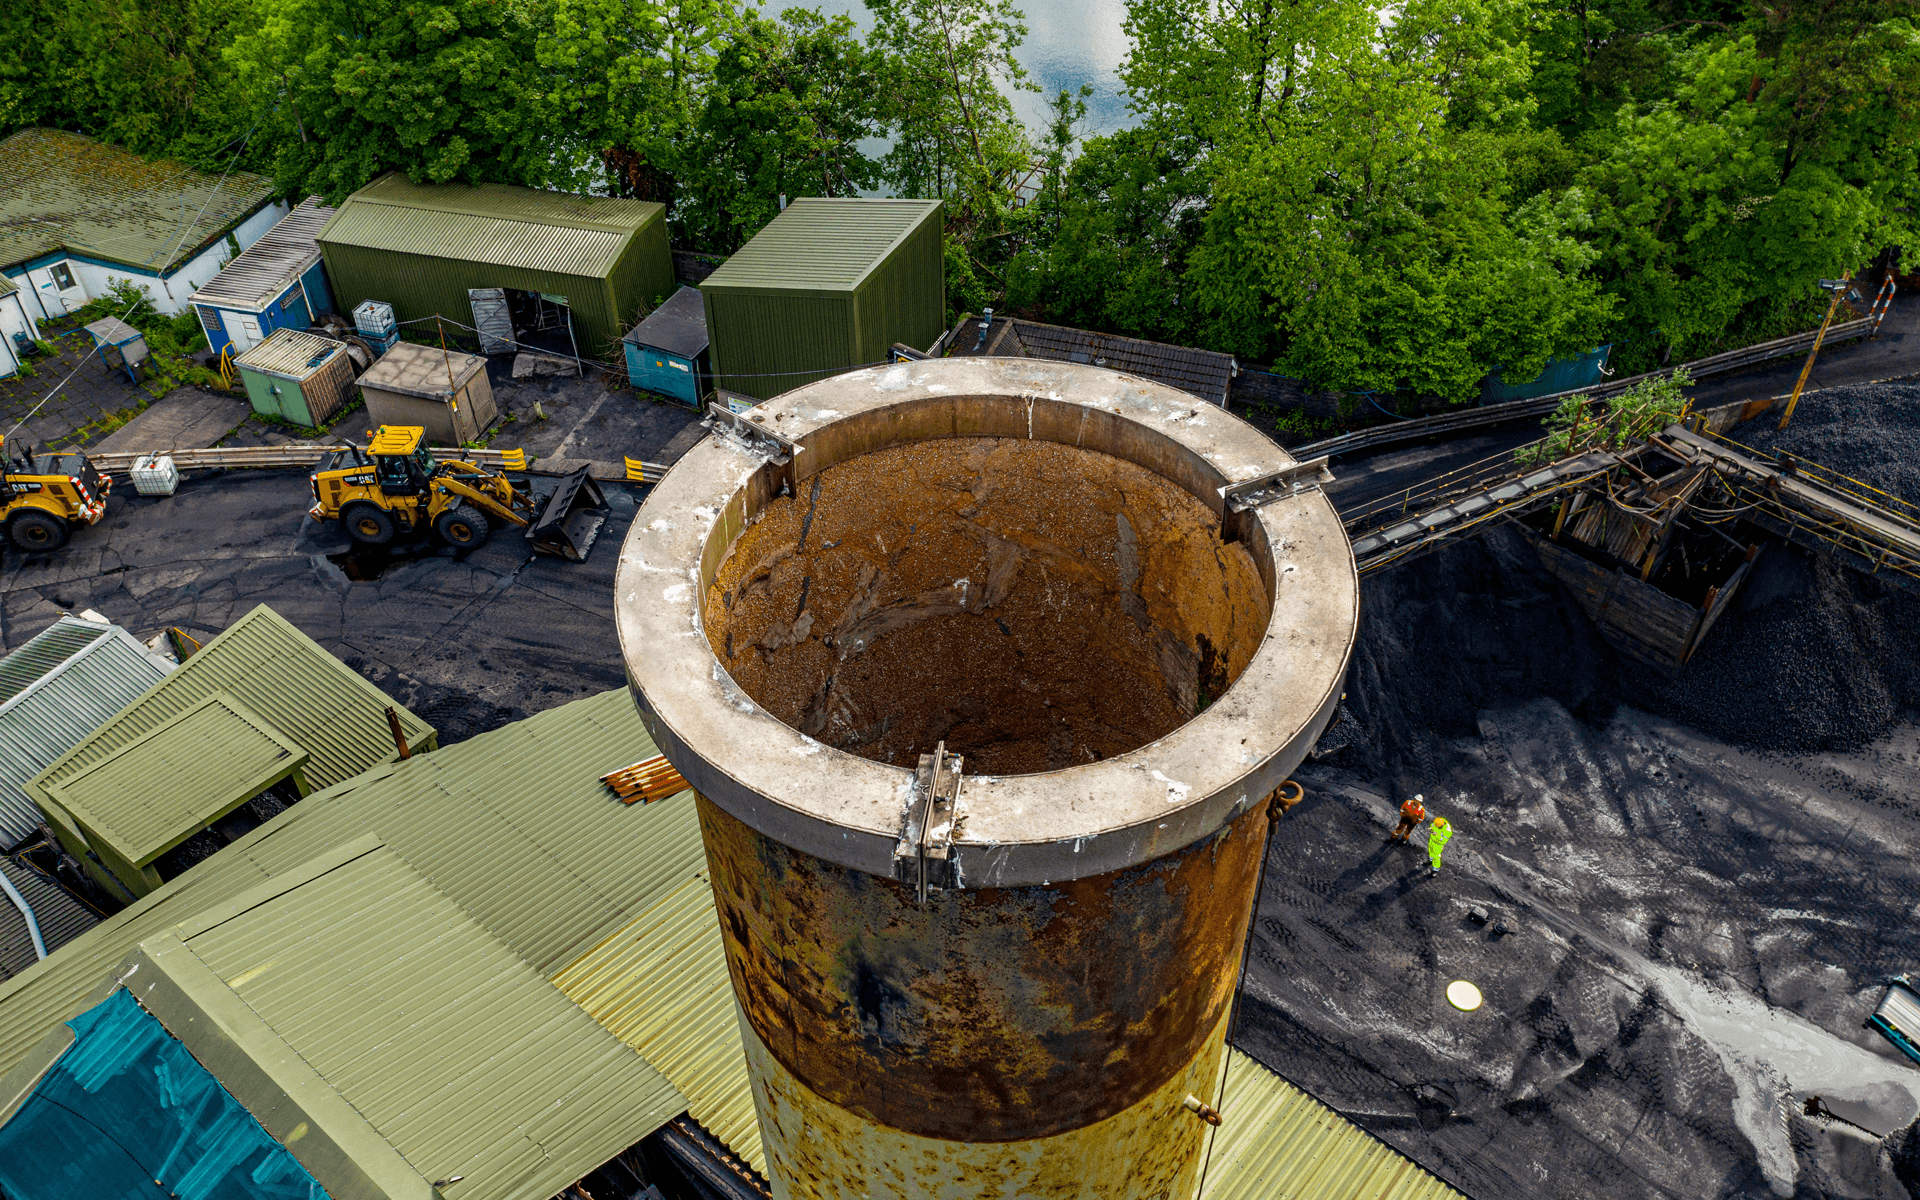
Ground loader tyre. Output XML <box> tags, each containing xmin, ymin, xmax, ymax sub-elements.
<box><xmin>8</xmin><ymin>510</ymin><xmax>68</xmax><ymax>552</ymax></box>
<box><xmin>342</xmin><ymin>502</ymin><xmax>397</xmax><ymax>546</ymax></box>
<box><xmin>434</xmin><ymin>504</ymin><xmax>491</xmax><ymax>549</ymax></box>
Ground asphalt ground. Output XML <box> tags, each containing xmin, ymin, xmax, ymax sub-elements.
<box><xmin>0</xmin><ymin>468</ymin><xmax>646</xmax><ymax>743</ymax></box>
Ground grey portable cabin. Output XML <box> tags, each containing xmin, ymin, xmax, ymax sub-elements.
<box><xmin>622</xmin><ymin>286</ymin><xmax>709</xmax><ymax>408</ymax></box>
<box><xmin>0</xmin><ymin>616</ymin><xmax>174</xmax><ymax>848</ymax></box>
<box><xmin>700</xmin><ymin>199</ymin><xmax>944</xmax><ymax>401</ymax></box>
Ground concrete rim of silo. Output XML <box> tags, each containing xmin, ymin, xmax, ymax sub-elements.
<box><xmin>614</xmin><ymin>357</ymin><xmax>1359</xmax><ymax>887</ymax></box>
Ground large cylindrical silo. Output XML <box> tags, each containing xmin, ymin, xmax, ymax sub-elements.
<box><xmin>616</xmin><ymin>359</ymin><xmax>1358</xmax><ymax>1199</ymax></box>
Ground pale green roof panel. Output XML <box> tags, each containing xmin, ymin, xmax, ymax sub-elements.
<box><xmin>142</xmin><ymin>839</ymin><xmax>684</xmax><ymax>1200</ymax></box>
<box><xmin>699</xmin><ymin>198</ymin><xmax>942</xmax><ymax>295</ymax></box>
<box><xmin>0</xmin><ymin>129</ymin><xmax>276</xmax><ymax>273</ymax></box>
<box><xmin>555</xmin><ymin>870</ymin><xmax>764</xmax><ymax>1176</ymax></box>
<box><xmin>1200</xmin><ymin>1049</ymin><xmax>1468</xmax><ymax>1200</ymax></box>
<box><xmin>0</xmin><ymin>618</ymin><xmax>110</xmax><ymax>707</ymax></box>
<box><xmin>42</xmin><ymin>692</ymin><xmax>307</xmax><ymax>868</ymax></box>
<box><xmin>317</xmin><ymin>173</ymin><xmax>664</xmax><ymax>279</ymax></box>
<box><xmin>30</xmin><ymin>605</ymin><xmax>434</xmax><ymax>806</ymax></box>
<box><xmin>0</xmin><ymin>688</ymin><xmax>690</xmax><ymax>1084</ymax></box>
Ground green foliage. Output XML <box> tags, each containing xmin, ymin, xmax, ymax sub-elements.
<box><xmin>5</xmin><ymin>0</ymin><xmax>1913</xmax><ymax>410</ymax></box>
<box><xmin>1517</xmin><ymin>366</ymin><xmax>1693</xmax><ymax>465</ymax></box>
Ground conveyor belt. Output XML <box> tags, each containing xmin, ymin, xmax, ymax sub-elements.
<box><xmin>1349</xmin><ymin>451</ymin><xmax>1619</xmax><ymax>573</ymax></box>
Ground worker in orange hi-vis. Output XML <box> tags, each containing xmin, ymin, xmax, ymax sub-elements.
<box><xmin>1427</xmin><ymin>817</ymin><xmax>1453</xmax><ymax>876</ymax></box>
<box><xmin>1389</xmin><ymin>794</ymin><xmax>1427</xmax><ymax>843</ymax></box>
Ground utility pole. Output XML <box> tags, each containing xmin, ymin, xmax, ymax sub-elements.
<box><xmin>1779</xmin><ymin>276</ymin><xmax>1853</xmax><ymax>430</ymax></box>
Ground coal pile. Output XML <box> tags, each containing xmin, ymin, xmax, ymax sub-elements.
<box><xmin>1731</xmin><ymin>382</ymin><xmax>1920</xmax><ymax>505</ymax></box>
<box><xmin>1236</xmin><ymin>521</ymin><xmax>1920</xmax><ymax>1200</ymax></box>
<box><xmin>1647</xmin><ymin>548</ymin><xmax>1920</xmax><ymax>751</ymax></box>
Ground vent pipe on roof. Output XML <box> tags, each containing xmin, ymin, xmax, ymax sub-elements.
<box><xmin>0</xmin><ymin>866</ymin><xmax>48</xmax><ymax>960</ymax></box>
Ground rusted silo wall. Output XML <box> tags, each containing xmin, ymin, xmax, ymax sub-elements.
<box><xmin>617</xmin><ymin>360</ymin><xmax>1359</xmax><ymax>1199</ymax></box>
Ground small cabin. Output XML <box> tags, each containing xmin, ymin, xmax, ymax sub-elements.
<box><xmin>233</xmin><ymin>328</ymin><xmax>356</xmax><ymax>428</ymax></box>
<box><xmin>189</xmin><ymin>198</ymin><xmax>336</xmax><ymax>357</ymax></box>
<box><xmin>622</xmin><ymin>286</ymin><xmax>709</xmax><ymax>408</ymax></box>
<box><xmin>355</xmin><ymin>341</ymin><xmax>496</xmax><ymax>445</ymax></box>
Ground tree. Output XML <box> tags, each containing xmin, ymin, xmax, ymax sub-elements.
<box><xmin>227</xmin><ymin>0</ymin><xmax>559</xmax><ymax>201</ymax></box>
<box><xmin>680</xmin><ymin>10</ymin><xmax>890</xmax><ymax>250</ymax></box>
<box><xmin>1575</xmin><ymin>8</ymin><xmax>1919</xmax><ymax>369</ymax></box>
<box><xmin>865</xmin><ymin>0</ymin><xmax>1039</xmax><ymax>314</ymax></box>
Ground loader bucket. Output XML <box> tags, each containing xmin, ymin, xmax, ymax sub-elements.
<box><xmin>525</xmin><ymin>467</ymin><xmax>609</xmax><ymax>561</ymax></box>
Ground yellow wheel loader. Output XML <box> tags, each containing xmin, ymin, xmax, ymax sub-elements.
<box><xmin>1</xmin><ymin>443</ymin><xmax>109</xmax><ymax>552</ymax></box>
<box><xmin>307</xmin><ymin>426</ymin><xmax>608</xmax><ymax>560</ymax></box>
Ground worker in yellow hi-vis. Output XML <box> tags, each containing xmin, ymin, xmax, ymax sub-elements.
<box><xmin>1427</xmin><ymin>817</ymin><xmax>1453</xmax><ymax>877</ymax></box>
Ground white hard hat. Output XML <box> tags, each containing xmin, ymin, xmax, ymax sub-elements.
<box><xmin>1414</xmin><ymin>794</ymin><xmax>1424</xmax><ymax>802</ymax></box>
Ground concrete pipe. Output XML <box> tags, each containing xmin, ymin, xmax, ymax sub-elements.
<box><xmin>616</xmin><ymin>359</ymin><xmax>1359</xmax><ymax>1200</ymax></box>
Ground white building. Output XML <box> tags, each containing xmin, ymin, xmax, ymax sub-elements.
<box><xmin>0</xmin><ymin>128</ymin><xmax>285</xmax><ymax>374</ymax></box>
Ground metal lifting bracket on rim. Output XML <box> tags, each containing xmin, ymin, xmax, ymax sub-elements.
<box><xmin>1219</xmin><ymin>456</ymin><xmax>1335</xmax><ymax>512</ymax></box>
<box><xmin>704</xmin><ymin>401</ymin><xmax>803</xmax><ymax>465</ymax></box>
<box><xmin>892</xmin><ymin>740</ymin><xmax>963</xmax><ymax>904</ymax></box>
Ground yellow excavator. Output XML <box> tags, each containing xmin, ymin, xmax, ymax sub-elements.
<box><xmin>307</xmin><ymin>426</ymin><xmax>607</xmax><ymax>560</ymax></box>
<box><xmin>2</xmin><ymin>442</ymin><xmax>109</xmax><ymax>552</ymax></box>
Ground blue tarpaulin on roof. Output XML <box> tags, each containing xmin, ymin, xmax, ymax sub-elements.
<box><xmin>0</xmin><ymin>989</ymin><xmax>329</xmax><ymax>1200</ymax></box>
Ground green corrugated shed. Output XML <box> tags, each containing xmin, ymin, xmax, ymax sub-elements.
<box><xmin>37</xmin><ymin>693</ymin><xmax>310</xmax><ymax>899</ymax></box>
<box><xmin>120</xmin><ymin>836</ymin><xmax>684</xmax><ymax>1200</ymax></box>
<box><xmin>555</xmin><ymin>870</ymin><xmax>766</xmax><ymax>1177</ymax></box>
<box><xmin>27</xmin><ymin>605</ymin><xmax>433</xmax><ymax>899</ymax></box>
<box><xmin>0</xmin><ymin>688</ymin><xmax>700</xmax><ymax>1104</ymax></box>
<box><xmin>700</xmin><ymin>198</ymin><xmax>945</xmax><ymax>400</ymax></box>
<box><xmin>317</xmin><ymin>173</ymin><xmax>672</xmax><ymax>363</ymax></box>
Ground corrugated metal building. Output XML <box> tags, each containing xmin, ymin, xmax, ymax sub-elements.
<box><xmin>0</xmin><ymin>617</ymin><xmax>174</xmax><ymax>849</ymax></box>
<box><xmin>700</xmin><ymin>198</ymin><xmax>945</xmax><ymax>400</ymax></box>
<box><xmin>36</xmin><ymin>693</ymin><xmax>312</xmax><ymax>899</ymax></box>
<box><xmin>28</xmin><ymin>605</ymin><xmax>433</xmax><ymax>899</ymax></box>
<box><xmin>233</xmin><ymin>327</ymin><xmax>356</xmax><ymax>427</ymax></box>
<box><xmin>0</xmin><ymin>860</ymin><xmax>96</xmax><ymax>982</ymax></box>
<box><xmin>106</xmin><ymin>836</ymin><xmax>683</xmax><ymax>1200</ymax></box>
<box><xmin>0</xmin><ymin>686</ymin><xmax>1466</xmax><ymax>1200</ymax></box>
<box><xmin>189</xmin><ymin>198</ymin><xmax>337</xmax><ymax>356</ymax></box>
<box><xmin>317</xmin><ymin>174</ymin><xmax>672</xmax><ymax>363</ymax></box>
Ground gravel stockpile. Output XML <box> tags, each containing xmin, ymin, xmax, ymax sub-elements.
<box><xmin>1650</xmin><ymin>547</ymin><xmax>1920</xmax><ymax>751</ymax></box>
<box><xmin>1731</xmin><ymin>381</ymin><xmax>1920</xmax><ymax>505</ymax></box>
<box><xmin>1243</xmin><ymin>523</ymin><xmax>1920</xmax><ymax>1200</ymax></box>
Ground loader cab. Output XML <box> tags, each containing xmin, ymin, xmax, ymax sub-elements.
<box><xmin>368</xmin><ymin>426</ymin><xmax>436</xmax><ymax>497</ymax></box>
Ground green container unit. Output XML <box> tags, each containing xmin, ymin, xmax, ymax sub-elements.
<box><xmin>232</xmin><ymin>327</ymin><xmax>355</xmax><ymax>427</ymax></box>
<box><xmin>316</xmin><ymin>173</ymin><xmax>672</xmax><ymax>364</ymax></box>
<box><xmin>700</xmin><ymin>198</ymin><xmax>944</xmax><ymax>401</ymax></box>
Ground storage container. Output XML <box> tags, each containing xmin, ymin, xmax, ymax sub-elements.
<box><xmin>129</xmin><ymin>455</ymin><xmax>178</xmax><ymax>497</ymax></box>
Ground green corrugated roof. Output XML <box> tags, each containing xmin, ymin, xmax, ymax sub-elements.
<box><xmin>30</xmin><ymin>605</ymin><xmax>433</xmax><ymax>810</ymax></box>
<box><xmin>0</xmin><ymin>618</ymin><xmax>109</xmax><ymax>707</ymax></box>
<box><xmin>0</xmin><ymin>274</ymin><xmax>17</xmax><ymax>298</ymax></box>
<box><xmin>0</xmin><ymin>129</ymin><xmax>276</xmax><ymax>273</ymax></box>
<box><xmin>41</xmin><ymin>692</ymin><xmax>307</xmax><ymax>870</ymax></box>
<box><xmin>699</xmin><ymin>198</ymin><xmax>941</xmax><ymax>295</ymax></box>
<box><xmin>554</xmin><ymin>870</ymin><xmax>765</xmax><ymax>1176</ymax></box>
<box><xmin>316</xmin><ymin>173</ymin><xmax>663</xmax><ymax>278</ymax></box>
<box><xmin>1200</xmin><ymin>1049</ymin><xmax>1469</xmax><ymax>1200</ymax></box>
<box><xmin>131</xmin><ymin>837</ymin><xmax>684</xmax><ymax>1200</ymax></box>
<box><xmin>0</xmin><ymin>688</ymin><xmax>698</xmax><ymax>1099</ymax></box>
